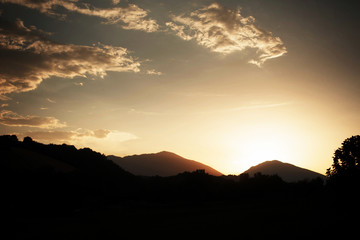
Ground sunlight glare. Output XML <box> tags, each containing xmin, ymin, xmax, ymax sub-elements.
<box><xmin>227</xmin><ymin>124</ymin><xmax>296</xmax><ymax>172</ymax></box>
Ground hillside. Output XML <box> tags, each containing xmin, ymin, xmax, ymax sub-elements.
<box><xmin>108</xmin><ymin>151</ymin><xmax>223</xmax><ymax>176</ymax></box>
<box><xmin>0</xmin><ymin>135</ymin><xmax>135</xmax><ymax>215</ymax></box>
<box><xmin>0</xmin><ymin>135</ymin><xmax>132</xmax><ymax>178</ymax></box>
<box><xmin>243</xmin><ymin>160</ymin><xmax>326</xmax><ymax>182</ymax></box>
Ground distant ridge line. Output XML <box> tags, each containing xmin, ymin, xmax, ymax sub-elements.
<box><xmin>108</xmin><ymin>151</ymin><xmax>223</xmax><ymax>177</ymax></box>
<box><xmin>243</xmin><ymin>160</ymin><xmax>326</xmax><ymax>182</ymax></box>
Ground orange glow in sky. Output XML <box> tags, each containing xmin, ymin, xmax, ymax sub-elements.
<box><xmin>0</xmin><ymin>0</ymin><xmax>359</xmax><ymax>175</ymax></box>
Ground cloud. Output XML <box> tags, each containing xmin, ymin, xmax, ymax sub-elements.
<box><xmin>17</xmin><ymin>130</ymin><xmax>76</xmax><ymax>143</ymax></box>
<box><xmin>0</xmin><ymin>0</ymin><xmax>159</xmax><ymax>32</ymax></box>
<box><xmin>128</xmin><ymin>108</ymin><xmax>163</xmax><ymax>116</ymax></box>
<box><xmin>198</xmin><ymin>102</ymin><xmax>292</xmax><ymax>114</ymax></box>
<box><xmin>74</xmin><ymin>130</ymin><xmax>137</xmax><ymax>154</ymax></box>
<box><xmin>146</xmin><ymin>69</ymin><xmax>163</xmax><ymax>75</ymax></box>
<box><xmin>174</xmin><ymin>91</ymin><xmax>230</xmax><ymax>97</ymax></box>
<box><xmin>16</xmin><ymin>128</ymin><xmax>138</xmax><ymax>154</ymax></box>
<box><xmin>16</xmin><ymin>128</ymin><xmax>113</xmax><ymax>142</ymax></box>
<box><xmin>46</xmin><ymin>98</ymin><xmax>56</xmax><ymax>103</ymax></box>
<box><xmin>227</xmin><ymin>102</ymin><xmax>292</xmax><ymax>111</ymax></box>
<box><xmin>75</xmin><ymin>128</ymin><xmax>111</xmax><ymax>139</ymax></box>
<box><xmin>0</xmin><ymin>18</ymin><xmax>141</xmax><ymax>97</ymax></box>
<box><xmin>0</xmin><ymin>110</ymin><xmax>66</xmax><ymax>128</ymax></box>
<box><xmin>166</xmin><ymin>3</ymin><xmax>287</xmax><ymax>66</ymax></box>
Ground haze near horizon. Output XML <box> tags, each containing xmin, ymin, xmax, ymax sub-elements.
<box><xmin>0</xmin><ymin>0</ymin><xmax>359</xmax><ymax>174</ymax></box>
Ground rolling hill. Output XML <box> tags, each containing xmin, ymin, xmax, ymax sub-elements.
<box><xmin>0</xmin><ymin>135</ymin><xmax>136</xmax><ymax>216</ymax></box>
<box><xmin>108</xmin><ymin>151</ymin><xmax>223</xmax><ymax>176</ymax></box>
<box><xmin>0</xmin><ymin>135</ymin><xmax>132</xmax><ymax>178</ymax></box>
<box><xmin>243</xmin><ymin>160</ymin><xmax>326</xmax><ymax>182</ymax></box>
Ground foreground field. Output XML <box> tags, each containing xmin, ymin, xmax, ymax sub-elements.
<box><xmin>11</xmin><ymin>193</ymin><xmax>355</xmax><ymax>239</ymax></box>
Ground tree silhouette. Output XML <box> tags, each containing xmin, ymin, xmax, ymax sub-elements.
<box><xmin>326</xmin><ymin>135</ymin><xmax>360</xmax><ymax>181</ymax></box>
<box><xmin>23</xmin><ymin>136</ymin><xmax>33</xmax><ymax>144</ymax></box>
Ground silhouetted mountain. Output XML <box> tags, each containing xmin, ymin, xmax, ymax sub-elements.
<box><xmin>0</xmin><ymin>135</ymin><xmax>135</xmax><ymax>216</ymax></box>
<box><xmin>0</xmin><ymin>135</ymin><xmax>132</xmax><ymax>178</ymax></box>
<box><xmin>108</xmin><ymin>151</ymin><xmax>223</xmax><ymax>176</ymax></box>
<box><xmin>1</xmin><ymin>135</ymin><xmax>357</xmax><ymax>238</ymax></box>
<box><xmin>243</xmin><ymin>160</ymin><xmax>326</xmax><ymax>182</ymax></box>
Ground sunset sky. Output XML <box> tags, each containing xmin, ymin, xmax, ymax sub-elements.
<box><xmin>0</xmin><ymin>0</ymin><xmax>359</xmax><ymax>174</ymax></box>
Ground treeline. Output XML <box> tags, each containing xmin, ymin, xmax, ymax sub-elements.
<box><xmin>0</xmin><ymin>135</ymin><xmax>357</xmax><ymax>217</ymax></box>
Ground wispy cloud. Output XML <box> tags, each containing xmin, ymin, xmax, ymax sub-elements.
<box><xmin>174</xmin><ymin>91</ymin><xmax>230</xmax><ymax>97</ymax></box>
<box><xmin>1</xmin><ymin>0</ymin><xmax>159</xmax><ymax>32</ymax></box>
<box><xmin>17</xmin><ymin>130</ymin><xmax>75</xmax><ymax>143</ymax></box>
<box><xmin>0</xmin><ymin>110</ymin><xmax>66</xmax><ymax>128</ymax></box>
<box><xmin>128</xmin><ymin>108</ymin><xmax>163</xmax><ymax>116</ymax></box>
<box><xmin>199</xmin><ymin>102</ymin><xmax>292</xmax><ymax>114</ymax></box>
<box><xmin>166</xmin><ymin>3</ymin><xmax>287</xmax><ymax>66</ymax></box>
<box><xmin>230</xmin><ymin>102</ymin><xmax>291</xmax><ymax>111</ymax></box>
<box><xmin>15</xmin><ymin>128</ymin><xmax>138</xmax><ymax>154</ymax></box>
<box><xmin>46</xmin><ymin>98</ymin><xmax>56</xmax><ymax>104</ymax></box>
<box><xmin>16</xmin><ymin>128</ymin><xmax>113</xmax><ymax>142</ymax></box>
<box><xmin>146</xmin><ymin>69</ymin><xmax>163</xmax><ymax>75</ymax></box>
<box><xmin>0</xmin><ymin>18</ymin><xmax>141</xmax><ymax>97</ymax></box>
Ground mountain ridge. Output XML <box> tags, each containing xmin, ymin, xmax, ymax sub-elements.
<box><xmin>243</xmin><ymin>160</ymin><xmax>326</xmax><ymax>182</ymax></box>
<box><xmin>108</xmin><ymin>151</ymin><xmax>223</xmax><ymax>176</ymax></box>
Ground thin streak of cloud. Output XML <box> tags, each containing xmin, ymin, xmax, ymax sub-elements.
<box><xmin>16</xmin><ymin>129</ymin><xmax>116</xmax><ymax>142</ymax></box>
<box><xmin>146</xmin><ymin>69</ymin><xmax>163</xmax><ymax>75</ymax></box>
<box><xmin>15</xmin><ymin>128</ymin><xmax>138</xmax><ymax>154</ymax></box>
<box><xmin>174</xmin><ymin>91</ymin><xmax>231</xmax><ymax>97</ymax></box>
<box><xmin>198</xmin><ymin>102</ymin><xmax>292</xmax><ymax>114</ymax></box>
<box><xmin>128</xmin><ymin>108</ymin><xmax>164</xmax><ymax>116</ymax></box>
<box><xmin>46</xmin><ymin>98</ymin><xmax>56</xmax><ymax>103</ymax></box>
<box><xmin>228</xmin><ymin>102</ymin><xmax>292</xmax><ymax>111</ymax></box>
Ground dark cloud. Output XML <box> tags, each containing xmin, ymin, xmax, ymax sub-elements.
<box><xmin>166</xmin><ymin>3</ymin><xmax>287</xmax><ymax>66</ymax></box>
<box><xmin>0</xmin><ymin>0</ymin><xmax>159</xmax><ymax>32</ymax></box>
<box><xmin>0</xmin><ymin>110</ymin><xmax>66</xmax><ymax>128</ymax></box>
<box><xmin>0</xmin><ymin>18</ymin><xmax>141</xmax><ymax>97</ymax></box>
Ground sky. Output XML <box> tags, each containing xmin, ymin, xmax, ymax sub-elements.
<box><xmin>0</xmin><ymin>0</ymin><xmax>359</xmax><ymax>174</ymax></box>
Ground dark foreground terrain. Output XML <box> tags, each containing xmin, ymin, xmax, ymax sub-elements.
<box><xmin>9</xmin><ymin>193</ymin><xmax>357</xmax><ymax>239</ymax></box>
<box><xmin>1</xmin><ymin>135</ymin><xmax>358</xmax><ymax>239</ymax></box>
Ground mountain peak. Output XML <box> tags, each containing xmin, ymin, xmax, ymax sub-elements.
<box><xmin>156</xmin><ymin>151</ymin><xmax>180</xmax><ymax>158</ymax></box>
<box><xmin>257</xmin><ymin>160</ymin><xmax>283</xmax><ymax>165</ymax></box>
<box><xmin>108</xmin><ymin>152</ymin><xmax>223</xmax><ymax>176</ymax></box>
<box><xmin>244</xmin><ymin>160</ymin><xmax>326</xmax><ymax>182</ymax></box>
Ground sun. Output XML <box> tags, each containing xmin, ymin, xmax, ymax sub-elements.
<box><xmin>227</xmin><ymin>125</ymin><xmax>296</xmax><ymax>173</ymax></box>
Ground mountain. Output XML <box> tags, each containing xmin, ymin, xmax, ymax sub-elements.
<box><xmin>243</xmin><ymin>160</ymin><xmax>326</xmax><ymax>182</ymax></box>
<box><xmin>0</xmin><ymin>135</ymin><xmax>136</xmax><ymax>216</ymax></box>
<box><xmin>0</xmin><ymin>135</ymin><xmax>132</xmax><ymax>178</ymax></box>
<box><xmin>108</xmin><ymin>151</ymin><xmax>223</xmax><ymax>176</ymax></box>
